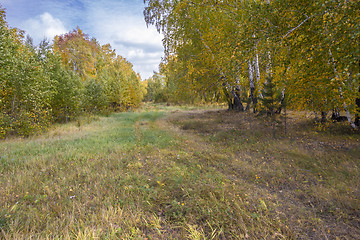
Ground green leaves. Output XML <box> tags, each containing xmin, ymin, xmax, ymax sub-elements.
<box><xmin>145</xmin><ymin>0</ymin><xmax>360</xmax><ymax>126</ymax></box>
<box><xmin>0</xmin><ymin>6</ymin><xmax>144</xmax><ymax>138</ymax></box>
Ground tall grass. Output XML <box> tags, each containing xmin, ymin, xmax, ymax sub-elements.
<box><xmin>0</xmin><ymin>105</ymin><xmax>359</xmax><ymax>239</ymax></box>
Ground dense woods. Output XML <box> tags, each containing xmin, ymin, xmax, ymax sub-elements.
<box><xmin>0</xmin><ymin>6</ymin><xmax>145</xmax><ymax>138</ymax></box>
<box><xmin>144</xmin><ymin>0</ymin><xmax>360</xmax><ymax>128</ymax></box>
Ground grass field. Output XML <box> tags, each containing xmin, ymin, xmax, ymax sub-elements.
<box><xmin>1</xmin><ymin>103</ymin><xmax>359</xmax><ymax>239</ymax></box>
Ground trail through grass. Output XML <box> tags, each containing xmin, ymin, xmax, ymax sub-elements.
<box><xmin>1</xmin><ymin>104</ymin><xmax>359</xmax><ymax>239</ymax></box>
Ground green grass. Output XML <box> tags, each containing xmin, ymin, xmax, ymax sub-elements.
<box><xmin>0</xmin><ymin>104</ymin><xmax>359</xmax><ymax>239</ymax></box>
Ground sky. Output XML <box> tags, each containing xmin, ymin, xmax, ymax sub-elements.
<box><xmin>1</xmin><ymin>0</ymin><xmax>164</xmax><ymax>80</ymax></box>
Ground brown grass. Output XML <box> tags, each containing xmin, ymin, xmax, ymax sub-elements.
<box><xmin>0</xmin><ymin>105</ymin><xmax>359</xmax><ymax>239</ymax></box>
<box><xmin>167</xmin><ymin>108</ymin><xmax>360</xmax><ymax>239</ymax></box>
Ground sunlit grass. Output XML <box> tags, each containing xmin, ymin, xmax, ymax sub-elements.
<box><xmin>0</xmin><ymin>104</ymin><xmax>359</xmax><ymax>239</ymax></box>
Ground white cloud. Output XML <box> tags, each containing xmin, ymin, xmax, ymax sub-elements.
<box><xmin>24</xmin><ymin>12</ymin><xmax>67</xmax><ymax>43</ymax></box>
<box><xmin>84</xmin><ymin>3</ymin><xmax>164</xmax><ymax>80</ymax></box>
<box><xmin>112</xmin><ymin>22</ymin><xmax>164</xmax><ymax>80</ymax></box>
<box><xmin>8</xmin><ymin>0</ymin><xmax>165</xmax><ymax>80</ymax></box>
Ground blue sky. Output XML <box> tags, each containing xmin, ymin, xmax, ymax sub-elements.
<box><xmin>1</xmin><ymin>0</ymin><xmax>163</xmax><ymax>79</ymax></box>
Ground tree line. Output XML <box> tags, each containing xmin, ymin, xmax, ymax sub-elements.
<box><xmin>0</xmin><ymin>6</ymin><xmax>145</xmax><ymax>138</ymax></box>
<box><xmin>143</xmin><ymin>0</ymin><xmax>360</xmax><ymax>128</ymax></box>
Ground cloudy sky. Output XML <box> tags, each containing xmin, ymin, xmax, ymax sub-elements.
<box><xmin>1</xmin><ymin>0</ymin><xmax>164</xmax><ymax>79</ymax></box>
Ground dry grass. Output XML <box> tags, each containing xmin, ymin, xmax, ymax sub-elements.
<box><xmin>168</xmin><ymin>108</ymin><xmax>360</xmax><ymax>239</ymax></box>
<box><xmin>0</xmin><ymin>104</ymin><xmax>359</xmax><ymax>239</ymax></box>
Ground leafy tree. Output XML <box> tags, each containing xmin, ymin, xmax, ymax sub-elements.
<box><xmin>144</xmin><ymin>72</ymin><xmax>167</xmax><ymax>102</ymax></box>
<box><xmin>53</xmin><ymin>27</ymin><xmax>99</xmax><ymax>80</ymax></box>
<box><xmin>261</xmin><ymin>76</ymin><xmax>281</xmax><ymax>116</ymax></box>
<box><xmin>144</xmin><ymin>0</ymin><xmax>359</xmax><ymax>129</ymax></box>
<box><xmin>0</xmin><ymin>8</ymin><xmax>52</xmax><ymax>136</ymax></box>
<box><xmin>46</xmin><ymin>53</ymin><xmax>82</xmax><ymax>122</ymax></box>
<box><xmin>0</xmin><ymin>5</ymin><xmax>144</xmax><ymax>138</ymax></box>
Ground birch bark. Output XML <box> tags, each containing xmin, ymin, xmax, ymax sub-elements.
<box><xmin>246</xmin><ymin>60</ymin><xmax>256</xmax><ymax>112</ymax></box>
<box><xmin>329</xmin><ymin>49</ymin><xmax>357</xmax><ymax>129</ymax></box>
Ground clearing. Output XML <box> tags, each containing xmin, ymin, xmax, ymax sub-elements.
<box><xmin>1</xmin><ymin>104</ymin><xmax>359</xmax><ymax>239</ymax></box>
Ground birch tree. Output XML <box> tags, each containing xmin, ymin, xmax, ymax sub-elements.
<box><xmin>144</xmin><ymin>0</ymin><xmax>359</xmax><ymax>128</ymax></box>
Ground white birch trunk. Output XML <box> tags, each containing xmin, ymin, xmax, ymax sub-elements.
<box><xmin>329</xmin><ymin>49</ymin><xmax>357</xmax><ymax>129</ymax></box>
<box><xmin>247</xmin><ymin>60</ymin><xmax>257</xmax><ymax>112</ymax></box>
<box><xmin>266</xmin><ymin>50</ymin><xmax>272</xmax><ymax>77</ymax></box>
<box><xmin>254</xmin><ymin>52</ymin><xmax>262</xmax><ymax>98</ymax></box>
<box><xmin>248</xmin><ymin>60</ymin><xmax>255</xmax><ymax>89</ymax></box>
<box><xmin>255</xmin><ymin>53</ymin><xmax>260</xmax><ymax>83</ymax></box>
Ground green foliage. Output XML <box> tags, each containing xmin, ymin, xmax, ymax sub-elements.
<box><xmin>82</xmin><ymin>78</ymin><xmax>108</xmax><ymax>112</ymax></box>
<box><xmin>144</xmin><ymin>0</ymin><xmax>360</xmax><ymax>126</ymax></box>
<box><xmin>0</xmin><ymin>5</ymin><xmax>144</xmax><ymax>138</ymax></box>
<box><xmin>260</xmin><ymin>76</ymin><xmax>281</xmax><ymax>115</ymax></box>
<box><xmin>43</xmin><ymin>51</ymin><xmax>82</xmax><ymax>122</ymax></box>
<box><xmin>144</xmin><ymin>72</ymin><xmax>168</xmax><ymax>102</ymax></box>
<box><xmin>0</xmin><ymin>10</ymin><xmax>52</xmax><ymax>137</ymax></box>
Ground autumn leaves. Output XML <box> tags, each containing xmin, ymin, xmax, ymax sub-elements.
<box><xmin>144</xmin><ymin>0</ymin><xmax>360</xmax><ymax>127</ymax></box>
<box><xmin>0</xmin><ymin>7</ymin><xmax>144</xmax><ymax>138</ymax></box>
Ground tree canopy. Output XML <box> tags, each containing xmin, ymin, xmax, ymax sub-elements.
<box><xmin>0</xmin><ymin>6</ymin><xmax>144</xmax><ymax>138</ymax></box>
<box><xmin>144</xmin><ymin>0</ymin><xmax>360</xmax><ymax>127</ymax></box>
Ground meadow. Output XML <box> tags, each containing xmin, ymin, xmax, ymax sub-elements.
<box><xmin>0</xmin><ymin>104</ymin><xmax>359</xmax><ymax>239</ymax></box>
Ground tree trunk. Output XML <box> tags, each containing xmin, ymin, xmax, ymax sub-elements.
<box><xmin>223</xmin><ymin>85</ymin><xmax>244</xmax><ymax>111</ymax></box>
<box><xmin>232</xmin><ymin>89</ymin><xmax>244</xmax><ymax>111</ymax></box>
<box><xmin>355</xmin><ymin>86</ymin><xmax>360</xmax><ymax>126</ymax></box>
<box><xmin>223</xmin><ymin>85</ymin><xmax>234</xmax><ymax>110</ymax></box>
<box><xmin>321</xmin><ymin>111</ymin><xmax>327</xmax><ymax>123</ymax></box>
<box><xmin>355</xmin><ymin>59</ymin><xmax>360</xmax><ymax>126</ymax></box>
<box><xmin>276</xmin><ymin>88</ymin><xmax>286</xmax><ymax>114</ymax></box>
<box><xmin>329</xmin><ymin>49</ymin><xmax>357</xmax><ymax>129</ymax></box>
<box><xmin>246</xmin><ymin>60</ymin><xmax>257</xmax><ymax>112</ymax></box>
<box><xmin>253</xmin><ymin>54</ymin><xmax>260</xmax><ymax>113</ymax></box>
<box><xmin>233</xmin><ymin>77</ymin><xmax>244</xmax><ymax>111</ymax></box>
<box><xmin>266</xmin><ymin>49</ymin><xmax>272</xmax><ymax>77</ymax></box>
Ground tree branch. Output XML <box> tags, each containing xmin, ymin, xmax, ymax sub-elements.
<box><xmin>282</xmin><ymin>15</ymin><xmax>312</xmax><ymax>39</ymax></box>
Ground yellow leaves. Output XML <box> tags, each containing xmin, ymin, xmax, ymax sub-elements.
<box><xmin>157</xmin><ymin>180</ymin><xmax>165</xmax><ymax>187</ymax></box>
